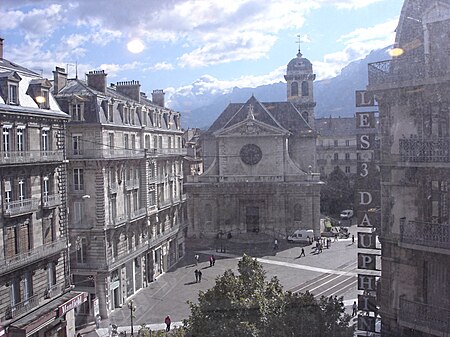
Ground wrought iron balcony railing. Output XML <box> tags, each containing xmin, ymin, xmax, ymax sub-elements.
<box><xmin>42</xmin><ymin>194</ymin><xmax>62</xmax><ymax>208</ymax></box>
<box><xmin>147</xmin><ymin>148</ymin><xmax>187</xmax><ymax>156</ymax></box>
<box><xmin>399</xmin><ymin>297</ymin><xmax>450</xmax><ymax>335</ymax></box>
<box><xmin>399</xmin><ymin>136</ymin><xmax>450</xmax><ymax>163</ymax></box>
<box><xmin>0</xmin><ymin>239</ymin><xmax>67</xmax><ymax>275</ymax></box>
<box><xmin>3</xmin><ymin>197</ymin><xmax>40</xmax><ymax>217</ymax></box>
<box><xmin>68</xmin><ymin>148</ymin><xmax>145</xmax><ymax>160</ymax></box>
<box><xmin>0</xmin><ymin>150</ymin><xmax>64</xmax><ymax>164</ymax></box>
<box><xmin>400</xmin><ymin>218</ymin><xmax>450</xmax><ymax>250</ymax></box>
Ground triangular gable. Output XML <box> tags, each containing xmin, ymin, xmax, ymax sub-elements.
<box><xmin>0</xmin><ymin>71</ymin><xmax>22</xmax><ymax>82</ymax></box>
<box><xmin>223</xmin><ymin>95</ymin><xmax>285</xmax><ymax>130</ymax></box>
<box><xmin>214</xmin><ymin>113</ymin><xmax>289</xmax><ymax>138</ymax></box>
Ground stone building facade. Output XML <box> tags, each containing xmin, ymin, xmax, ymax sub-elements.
<box><xmin>53</xmin><ymin>69</ymin><xmax>187</xmax><ymax>320</ymax></box>
<box><xmin>367</xmin><ymin>1</ymin><xmax>450</xmax><ymax>336</ymax></box>
<box><xmin>186</xmin><ymin>51</ymin><xmax>321</xmax><ymax>239</ymax></box>
<box><xmin>0</xmin><ymin>39</ymin><xmax>87</xmax><ymax>337</ymax></box>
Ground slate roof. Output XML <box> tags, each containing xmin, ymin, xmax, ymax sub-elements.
<box><xmin>208</xmin><ymin>95</ymin><xmax>313</xmax><ymax>135</ymax></box>
<box><xmin>315</xmin><ymin>117</ymin><xmax>357</xmax><ymax>137</ymax></box>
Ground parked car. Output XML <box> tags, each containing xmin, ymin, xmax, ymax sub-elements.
<box><xmin>340</xmin><ymin>209</ymin><xmax>354</xmax><ymax>219</ymax></box>
<box><xmin>287</xmin><ymin>229</ymin><xmax>314</xmax><ymax>244</ymax></box>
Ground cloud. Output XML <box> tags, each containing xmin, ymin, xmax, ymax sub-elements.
<box><xmin>98</xmin><ymin>62</ymin><xmax>142</xmax><ymax>77</ymax></box>
<box><xmin>147</xmin><ymin>62</ymin><xmax>175</xmax><ymax>71</ymax></box>
<box><xmin>319</xmin><ymin>0</ymin><xmax>385</xmax><ymax>10</ymax></box>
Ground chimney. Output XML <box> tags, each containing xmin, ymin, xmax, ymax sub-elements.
<box><xmin>152</xmin><ymin>89</ymin><xmax>165</xmax><ymax>107</ymax></box>
<box><xmin>115</xmin><ymin>80</ymin><xmax>141</xmax><ymax>102</ymax></box>
<box><xmin>86</xmin><ymin>70</ymin><xmax>107</xmax><ymax>93</ymax></box>
<box><xmin>0</xmin><ymin>38</ymin><xmax>4</xmax><ymax>59</ymax></box>
<box><xmin>53</xmin><ymin>66</ymin><xmax>67</xmax><ymax>94</ymax></box>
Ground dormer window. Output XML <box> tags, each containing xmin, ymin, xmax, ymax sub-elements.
<box><xmin>70</xmin><ymin>103</ymin><xmax>84</xmax><ymax>121</ymax></box>
<box><xmin>108</xmin><ymin>103</ymin><xmax>114</xmax><ymax>122</ymax></box>
<box><xmin>26</xmin><ymin>78</ymin><xmax>52</xmax><ymax>109</ymax></box>
<box><xmin>8</xmin><ymin>83</ymin><xmax>18</xmax><ymax>105</ymax></box>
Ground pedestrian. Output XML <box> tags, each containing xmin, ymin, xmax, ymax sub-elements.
<box><xmin>334</xmin><ymin>233</ymin><xmax>338</xmax><ymax>242</ymax></box>
<box><xmin>319</xmin><ymin>243</ymin><xmax>323</xmax><ymax>253</ymax></box>
<box><xmin>95</xmin><ymin>314</ymin><xmax>101</xmax><ymax>329</ymax></box>
<box><xmin>198</xmin><ymin>270</ymin><xmax>202</xmax><ymax>282</ymax></box>
<box><xmin>212</xmin><ymin>254</ymin><xmax>216</xmax><ymax>266</ymax></box>
<box><xmin>352</xmin><ymin>301</ymin><xmax>358</xmax><ymax>317</ymax></box>
<box><xmin>194</xmin><ymin>254</ymin><xmax>199</xmax><ymax>266</ymax></box>
<box><xmin>300</xmin><ymin>247</ymin><xmax>305</xmax><ymax>257</ymax></box>
<box><xmin>352</xmin><ymin>234</ymin><xmax>355</xmax><ymax>244</ymax></box>
<box><xmin>274</xmin><ymin>238</ymin><xmax>278</xmax><ymax>250</ymax></box>
<box><xmin>194</xmin><ymin>269</ymin><xmax>199</xmax><ymax>283</ymax></box>
<box><xmin>209</xmin><ymin>255</ymin><xmax>213</xmax><ymax>267</ymax></box>
<box><xmin>327</xmin><ymin>238</ymin><xmax>330</xmax><ymax>249</ymax></box>
<box><xmin>165</xmin><ymin>315</ymin><xmax>171</xmax><ymax>332</ymax></box>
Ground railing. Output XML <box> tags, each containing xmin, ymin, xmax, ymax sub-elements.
<box><xmin>159</xmin><ymin>199</ymin><xmax>172</xmax><ymax>209</ymax></box>
<box><xmin>219</xmin><ymin>175</ymin><xmax>284</xmax><ymax>183</ymax></box>
<box><xmin>149</xmin><ymin>225</ymin><xmax>180</xmax><ymax>248</ymax></box>
<box><xmin>42</xmin><ymin>194</ymin><xmax>62</xmax><ymax>208</ymax></box>
<box><xmin>0</xmin><ymin>150</ymin><xmax>64</xmax><ymax>164</ymax></box>
<box><xmin>5</xmin><ymin>293</ymin><xmax>41</xmax><ymax>319</ymax></box>
<box><xmin>45</xmin><ymin>283</ymin><xmax>64</xmax><ymax>299</ymax></box>
<box><xmin>0</xmin><ymin>239</ymin><xmax>67</xmax><ymax>275</ymax></box>
<box><xmin>129</xmin><ymin>208</ymin><xmax>146</xmax><ymax>221</ymax></box>
<box><xmin>399</xmin><ymin>136</ymin><xmax>450</xmax><ymax>163</ymax></box>
<box><xmin>400</xmin><ymin>218</ymin><xmax>450</xmax><ymax>250</ymax></box>
<box><xmin>125</xmin><ymin>179</ymin><xmax>140</xmax><ymax>190</ymax></box>
<box><xmin>111</xmin><ymin>214</ymin><xmax>127</xmax><ymax>227</ymax></box>
<box><xmin>67</xmin><ymin>148</ymin><xmax>145</xmax><ymax>160</ymax></box>
<box><xmin>3</xmin><ymin>197</ymin><xmax>40</xmax><ymax>217</ymax></box>
<box><xmin>147</xmin><ymin>148</ymin><xmax>187</xmax><ymax>156</ymax></box>
<box><xmin>399</xmin><ymin>297</ymin><xmax>450</xmax><ymax>335</ymax></box>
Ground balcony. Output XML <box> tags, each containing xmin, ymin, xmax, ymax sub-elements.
<box><xmin>400</xmin><ymin>218</ymin><xmax>450</xmax><ymax>252</ymax></box>
<box><xmin>68</xmin><ymin>148</ymin><xmax>145</xmax><ymax>160</ymax></box>
<box><xmin>111</xmin><ymin>214</ymin><xmax>127</xmax><ymax>227</ymax></box>
<box><xmin>399</xmin><ymin>136</ymin><xmax>450</xmax><ymax>163</ymax></box>
<box><xmin>159</xmin><ymin>199</ymin><xmax>172</xmax><ymax>209</ymax></box>
<box><xmin>129</xmin><ymin>208</ymin><xmax>146</xmax><ymax>221</ymax></box>
<box><xmin>399</xmin><ymin>297</ymin><xmax>450</xmax><ymax>335</ymax></box>
<box><xmin>3</xmin><ymin>198</ymin><xmax>40</xmax><ymax>217</ymax></box>
<box><xmin>42</xmin><ymin>194</ymin><xmax>62</xmax><ymax>209</ymax></box>
<box><xmin>0</xmin><ymin>239</ymin><xmax>67</xmax><ymax>275</ymax></box>
<box><xmin>147</xmin><ymin>148</ymin><xmax>187</xmax><ymax>156</ymax></box>
<box><xmin>125</xmin><ymin>179</ymin><xmax>140</xmax><ymax>190</ymax></box>
<box><xmin>0</xmin><ymin>150</ymin><xmax>64</xmax><ymax>165</ymax></box>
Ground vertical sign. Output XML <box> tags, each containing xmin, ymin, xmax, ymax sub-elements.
<box><xmin>355</xmin><ymin>91</ymin><xmax>380</xmax><ymax>335</ymax></box>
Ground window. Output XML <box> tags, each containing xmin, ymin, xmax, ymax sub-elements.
<box><xmin>345</xmin><ymin>153</ymin><xmax>350</xmax><ymax>161</ymax></box>
<box><xmin>124</xmin><ymin>107</ymin><xmax>129</xmax><ymax>124</ymax></box>
<box><xmin>131</xmin><ymin>108</ymin><xmax>135</xmax><ymax>125</ymax></box>
<box><xmin>291</xmin><ymin>82</ymin><xmax>298</xmax><ymax>96</ymax></box>
<box><xmin>168</xmin><ymin>136</ymin><xmax>172</xmax><ymax>149</ymax></box>
<box><xmin>109</xmin><ymin>133</ymin><xmax>115</xmax><ymax>155</ymax></box>
<box><xmin>43</xmin><ymin>176</ymin><xmax>50</xmax><ymax>200</ymax></box>
<box><xmin>345</xmin><ymin>140</ymin><xmax>350</xmax><ymax>147</ymax></box>
<box><xmin>73</xmin><ymin>168</ymin><xmax>84</xmax><ymax>191</ymax></box>
<box><xmin>334</xmin><ymin>140</ymin><xmax>338</xmax><ymax>147</ymax></box>
<box><xmin>153</xmin><ymin>136</ymin><xmax>158</xmax><ymax>149</ymax></box>
<box><xmin>108</xmin><ymin>103</ymin><xmax>114</xmax><ymax>122</ymax></box>
<box><xmin>42</xmin><ymin>217</ymin><xmax>54</xmax><ymax>244</ymax></box>
<box><xmin>145</xmin><ymin>135</ymin><xmax>150</xmax><ymax>149</ymax></box>
<box><xmin>42</xmin><ymin>89</ymin><xmax>50</xmax><ymax>109</ymax></box>
<box><xmin>2</xmin><ymin>125</ymin><xmax>11</xmax><ymax>156</ymax></box>
<box><xmin>11</xmin><ymin>278</ymin><xmax>21</xmax><ymax>306</ymax></box>
<box><xmin>4</xmin><ymin>179</ymin><xmax>12</xmax><ymax>208</ymax></box>
<box><xmin>71</xmin><ymin>103</ymin><xmax>84</xmax><ymax>121</ymax></box>
<box><xmin>16</xmin><ymin>126</ymin><xmax>25</xmax><ymax>152</ymax></box>
<box><xmin>24</xmin><ymin>271</ymin><xmax>33</xmax><ymax>300</ymax></box>
<box><xmin>73</xmin><ymin>201</ymin><xmax>84</xmax><ymax>223</ymax></box>
<box><xmin>334</xmin><ymin>153</ymin><xmax>339</xmax><ymax>160</ymax></box>
<box><xmin>131</xmin><ymin>134</ymin><xmax>136</xmax><ymax>150</ymax></box>
<box><xmin>41</xmin><ymin>129</ymin><xmax>49</xmax><ymax>153</ymax></box>
<box><xmin>124</xmin><ymin>134</ymin><xmax>129</xmax><ymax>149</ymax></box>
<box><xmin>18</xmin><ymin>178</ymin><xmax>26</xmax><ymax>202</ymax></box>
<box><xmin>47</xmin><ymin>262</ymin><xmax>56</xmax><ymax>287</ymax></box>
<box><xmin>110</xmin><ymin>195</ymin><xmax>117</xmax><ymax>220</ymax></box>
<box><xmin>345</xmin><ymin>166</ymin><xmax>351</xmax><ymax>173</ymax></box>
<box><xmin>76</xmin><ymin>238</ymin><xmax>87</xmax><ymax>263</ymax></box>
<box><xmin>301</xmin><ymin>81</ymin><xmax>309</xmax><ymax>96</ymax></box>
<box><xmin>8</xmin><ymin>84</ymin><xmax>18</xmax><ymax>104</ymax></box>
<box><xmin>72</xmin><ymin>134</ymin><xmax>82</xmax><ymax>155</ymax></box>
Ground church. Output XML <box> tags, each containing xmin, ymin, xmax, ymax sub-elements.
<box><xmin>185</xmin><ymin>48</ymin><xmax>321</xmax><ymax>239</ymax></box>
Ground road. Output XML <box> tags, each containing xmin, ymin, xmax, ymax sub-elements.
<box><xmin>93</xmin><ymin>226</ymin><xmax>358</xmax><ymax>336</ymax></box>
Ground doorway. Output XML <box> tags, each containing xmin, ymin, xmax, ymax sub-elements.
<box><xmin>246</xmin><ymin>206</ymin><xmax>260</xmax><ymax>232</ymax></box>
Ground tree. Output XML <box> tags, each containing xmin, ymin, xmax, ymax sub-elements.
<box><xmin>320</xmin><ymin>166</ymin><xmax>353</xmax><ymax>216</ymax></box>
<box><xmin>183</xmin><ymin>255</ymin><xmax>353</xmax><ymax>337</ymax></box>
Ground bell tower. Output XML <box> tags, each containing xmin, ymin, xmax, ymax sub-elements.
<box><xmin>284</xmin><ymin>38</ymin><xmax>316</xmax><ymax>127</ymax></box>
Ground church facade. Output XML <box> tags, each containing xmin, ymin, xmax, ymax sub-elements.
<box><xmin>185</xmin><ymin>50</ymin><xmax>321</xmax><ymax>239</ymax></box>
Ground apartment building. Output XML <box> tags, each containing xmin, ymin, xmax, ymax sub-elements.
<box><xmin>367</xmin><ymin>1</ymin><xmax>450</xmax><ymax>336</ymax></box>
<box><xmin>52</xmin><ymin>68</ymin><xmax>187</xmax><ymax>321</ymax></box>
<box><xmin>0</xmin><ymin>39</ymin><xmax>87</xmax><ymax>337</ymax></box>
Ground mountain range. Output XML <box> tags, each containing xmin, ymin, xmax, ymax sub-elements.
<box><xmin>169</xmin><ymin>46</ymin><xmax>391</xmax><ymax>129</ymax></box>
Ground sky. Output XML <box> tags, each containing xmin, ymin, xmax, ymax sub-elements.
<box><xmin>0</xmin><ymin>0</ymin><xmax>404</xmax><ymax>106</ymax></box>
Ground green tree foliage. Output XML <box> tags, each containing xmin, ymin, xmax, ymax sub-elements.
<box><xmin>183</xmin><ymin>255</ymin><xmax>353</xmax><ymax>337</ymax></box>
<box><xmin>320</xmin><ymin>166</ymin><xmax>354</xmax><ymax>216</ymax></box>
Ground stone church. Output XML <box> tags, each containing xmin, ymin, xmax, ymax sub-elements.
<box><xmin>185</xmin><ymin>49</ymin><xmax>321</xmax><ymax>239</ymax></box>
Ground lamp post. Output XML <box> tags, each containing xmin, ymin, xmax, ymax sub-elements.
<box><xmin>127</xmin><ymin>300</ymin><xmax>136</xmax><ymax>336</ymax></box>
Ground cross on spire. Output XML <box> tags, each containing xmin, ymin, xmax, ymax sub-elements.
<box><xmin>296</xmin><ymin>34</ymin><xmax>303</xmax><ymax>57</ymax></box>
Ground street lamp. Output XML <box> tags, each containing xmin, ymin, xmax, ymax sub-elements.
<box><xmin>127</xmin><ymin>300</ymin><xmax>136</xmax><ymax>336</ymax></box>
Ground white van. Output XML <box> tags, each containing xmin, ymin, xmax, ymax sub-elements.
<box><xmin>287</xmin><ymin>229</ymin><xmax>314</xmax><ymax>244</ymax></box>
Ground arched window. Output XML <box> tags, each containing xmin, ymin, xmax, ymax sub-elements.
<box><xmin>291</xmin><ymin>82</ymin><xmax>298</xmax><ymax>97</ymax></box>
<box><xmin>301</xmin><ymin>81</ymin><xmax>309</xmax><ymax>96</ymax></box>
<box><xmin>294</xmin><ymin>203</ymin><xmax>302</xmax><ymax>222</ymax></box>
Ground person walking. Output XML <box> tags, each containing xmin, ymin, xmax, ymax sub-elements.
<box><xmin>352</xmin><ymin>234</ymin><xmax>355</xmax><ymax>244</ymax></box>
<box><xmin>212</xmin><ymin>254</ymin><xmax>216</xmax><ymax>266</ymax></box>
<box><xmin>299</xmin><ymin>247</ymin><xmax>305</xmax><ymax>257</ymax></box>
<box><xmin>194</xmin><ymin>269</ymin><xmax>199</xmax><ymax>283</ymax></box>
<box><xmin>352</xmin><ymin>301</ymin><xmax>358</xmax><ymax>317</ymax></box>
<box><xmin>194</xmin><ymin>254</ymin><xmax>199</xmax><ymax>266</ymax></box>
<box><xmin>209</xmin><ymin>255</ymin><xmax>213</xmax><ymax>267</ymax></box>
<box><xmin>198</xmin><ymin>270</ymin><xmax>202</xmax><ymax>282</ymax></box>
<box><xmin>165</xmin><ymin>315</ymin><xmax>171</xmax><ymax>332</ymax></box>
<box><xmin>334</xmin><ymin>233</ymin><xmax>338</xmax><ymax>242</ymax></box>
<box><xmin>274</xmin><ymin>238</ymin><xmax>278</xmax><ymax>250</ymax></box>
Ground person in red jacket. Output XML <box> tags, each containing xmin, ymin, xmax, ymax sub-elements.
<box><xmin>165</xmin><ymin>315</ymin><xmax>171</xmax><ymax>332</ymax></box>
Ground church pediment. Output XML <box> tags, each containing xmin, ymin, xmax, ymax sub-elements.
<box><xmin>214</xmin><ymin>117</ymin><xmax>289</xmax><ymax>138</ymax></box>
